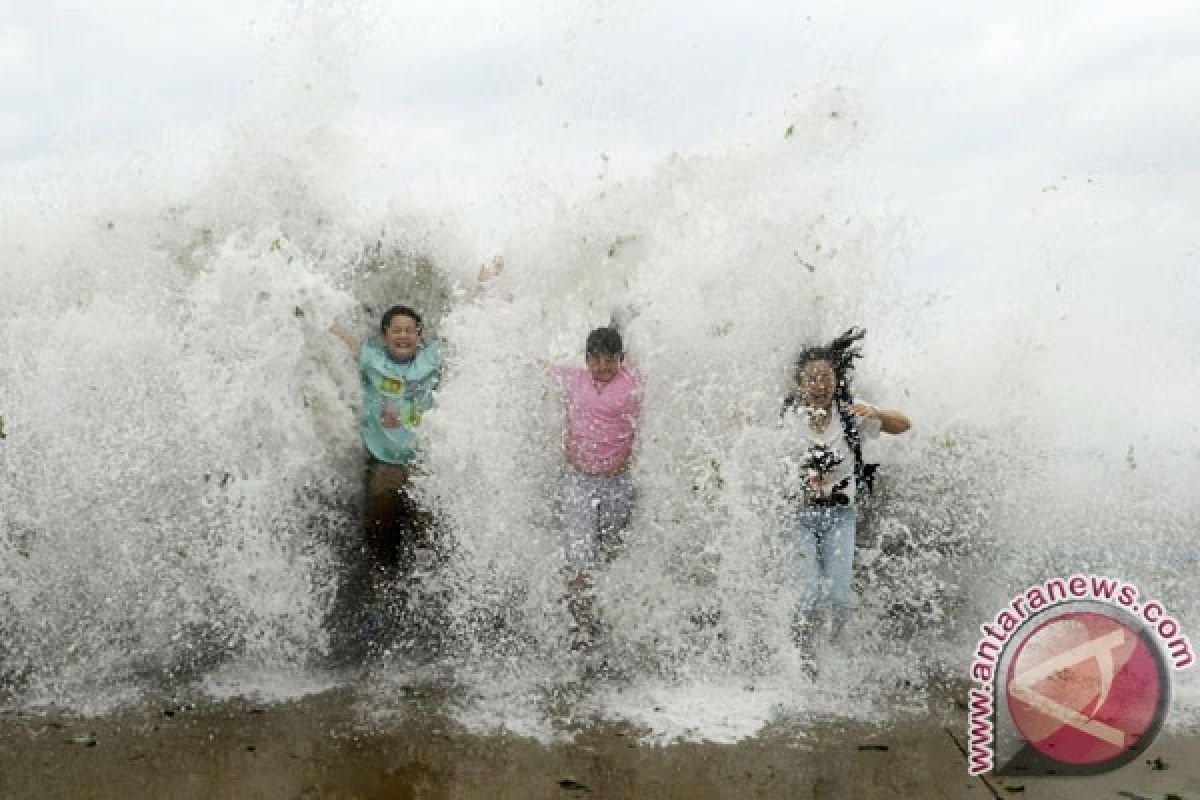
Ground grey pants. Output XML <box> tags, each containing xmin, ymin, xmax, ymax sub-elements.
<box><xmin>560</xmin><ymin>468</ymin><xmax>634</xmax><ymax>566</ymax></box>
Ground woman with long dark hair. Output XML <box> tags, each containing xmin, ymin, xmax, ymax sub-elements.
<box><xmin>781</xmin><ymin>328</ymin><xmax>910</xmax><ymax>643</ymax></box>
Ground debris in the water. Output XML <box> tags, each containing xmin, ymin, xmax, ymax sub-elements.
<box><xmin>558</xmin><ymin>779</ymin><xmax>591</xmax><ymax>792</ymax></box>
<box><xmin>70</xmin><ymin>734</ymin><xmax>97</xmax><ymax>747</ymax></box>
<box><xmin>1003</xmin><ymin>785</ymin><xmax>1025</xmax><ymax>793</ymax></box>
<box><xmin>1147</xmin><ymin>756</ymin><xmax>1167</xmax><ymax>770</ymax></box>
<box><xmin>857</xmin><ymin>744</ymin><xmax>888</xmax><ymax>751</ymax></box>
<box><xmin>791</xmin><ymin>251</ymin><xmax>817</xmax><ymax>272</ymax></box>
<box><xmin>0</xmin><ymin>414</ymin><xmax>6</xmax><ymax>439</ymax></box>
<box><xmin>784</xmin><ymin>124</ymin><xmax>795</xmax><ymax>138</ymax></box>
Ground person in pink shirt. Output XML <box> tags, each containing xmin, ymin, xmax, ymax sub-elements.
<box><xmin>552</xmin><ymin>326</ymin><xmax>641</xmax><ymax>651</ymax></box>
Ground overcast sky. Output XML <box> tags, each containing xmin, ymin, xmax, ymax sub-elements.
<box><xmin>3</xmin><ymin>1</ymin><xmax>1197</xmax><ymax>329</ymax></box>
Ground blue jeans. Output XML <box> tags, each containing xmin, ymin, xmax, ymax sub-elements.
<box><xmin>786</xmin><ymin>506</ymin><xmax>857</xmax><ymax>631</ymax></box>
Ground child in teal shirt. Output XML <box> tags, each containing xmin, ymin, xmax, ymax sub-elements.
<box><xmin>333</xmin><ymin>306</ymin><xmax>441</xmax><ymax>585</ymax></box>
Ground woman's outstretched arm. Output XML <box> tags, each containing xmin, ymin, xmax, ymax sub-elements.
<box><xmin>850</xmin><ymin>402</ymin><xmax>911</xmax><ymax>434</ymax></box>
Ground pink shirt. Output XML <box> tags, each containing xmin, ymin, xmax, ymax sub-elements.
<box><xmin>554</xmin><ymin>365</ymin><xmax>641</xmax><ymax>474</ymax></box>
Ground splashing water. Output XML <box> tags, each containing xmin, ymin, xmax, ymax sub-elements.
<box><xmin>1</xmin><ymin>16</ymin><xmax>1197</xmax><ymax>741</ymax></box>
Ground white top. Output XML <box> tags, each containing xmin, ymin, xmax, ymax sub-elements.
<box><xmin>780</xmin><ymin>400</ymin><xmax>881</xmax><ymax>506</ymax></box>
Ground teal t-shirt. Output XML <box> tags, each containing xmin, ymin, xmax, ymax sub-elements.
<box><xmin>359</xmin><ymin>338</ymin><xmax>442</xmax><ymax>464</ymax></box>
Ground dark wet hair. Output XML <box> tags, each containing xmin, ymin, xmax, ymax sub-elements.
<box><xmin>794</xmin><ymin>327</ymin><xmax>866</xmax><ymax>381</ymax></box>
<box><xmin>381</xmin><ymin>305</ymin><xmax>422</xmax><ymax>334</ymax></box>
<box><xmin>788</xmin><ymin>327</ymin><xmax>866</xmax><ymax>408</ymax></box>
<box><xmin>585</xmin><ymin>327</ymin><xmax>624</xmax><ymax>357</ymax></box>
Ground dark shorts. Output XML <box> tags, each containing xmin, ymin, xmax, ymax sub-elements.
<box><xmin>363</xmin><ymin>457</ymin><xmax>433</xmax><ymax>573</ymax></box>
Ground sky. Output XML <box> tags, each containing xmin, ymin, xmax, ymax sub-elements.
<box><xmin>2</xmin><ymin>1</ymin><xmax>1198</xmax><ymax>328</ymax></box>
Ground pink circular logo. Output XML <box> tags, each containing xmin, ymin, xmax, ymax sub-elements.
<box><xmin>1006</xmin><ymin>610</ymin><xmax>1165</xmax><ymax>767</ymax></box>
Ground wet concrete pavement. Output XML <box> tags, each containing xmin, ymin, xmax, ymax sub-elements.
<box><xmin>0</xmin><ymin>690</ymin><xmax>1196</xmax><ymax>799</ymax></box>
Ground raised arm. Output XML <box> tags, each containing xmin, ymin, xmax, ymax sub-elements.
<box><xmin>471</xmin><ymin>257</ymin><xmax>506</xmax><ymax>300</ymax></box>
<box><xmin>330</xmin><ymin>321</ymin><xmax>362</xmax><ymax>360</ymax></box>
